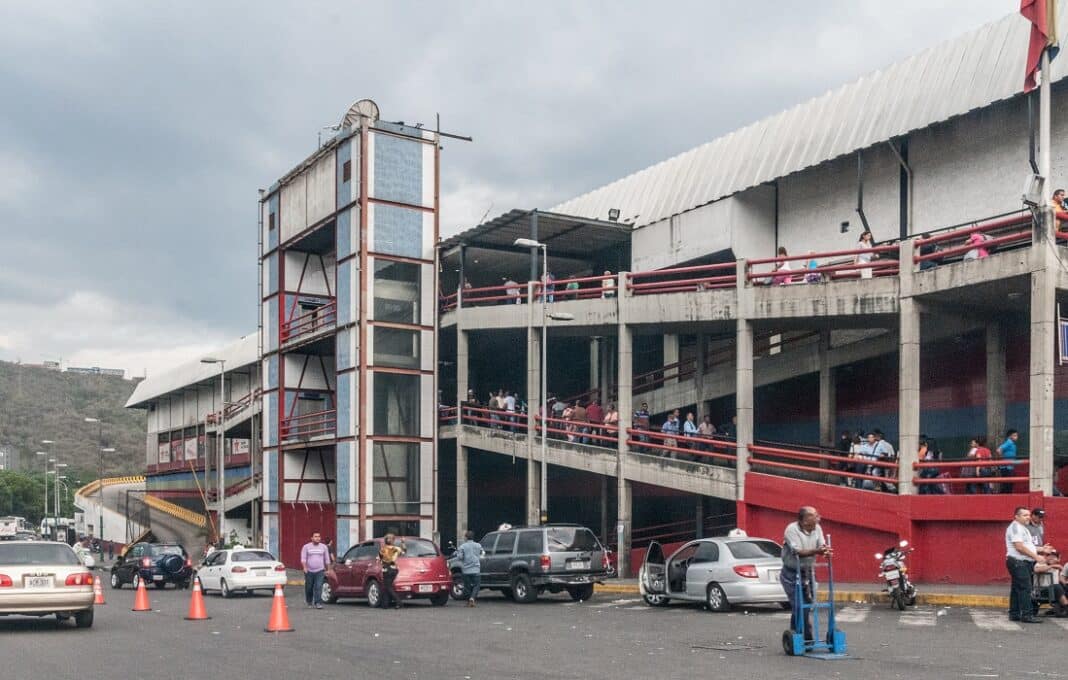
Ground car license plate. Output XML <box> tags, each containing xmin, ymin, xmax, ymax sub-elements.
<box><xmin>768</xmin><ymin>569</ymin><xmax>780</xmax><ymax>581</ymax></box>
<box><xmin>153</xmin><ymin>574</ymin><xmax>164</xmax><ymax>581</ymax></box>
<box><xmin>884</xmin><ymin>569</ymin><xmax>900</xmax><ymax>580</ymax></box>
<box><xmin>255</xmin><ymin>569</ymin><xmax>269</xmax><ymax>575</ymax></box>
<box><xmin>566</xmin><ymin>561</ymin><xmax>589</xmax><ymax>571</ymax></box>
<box><xmin>417</xmin><ymin>584</ymin><xmax>434</xmax><ymax>593</ymax></box>
<box><xmin>25</xmin><ymin>576</ymin><xmax>53</xmax><ymax>589</ymax></box>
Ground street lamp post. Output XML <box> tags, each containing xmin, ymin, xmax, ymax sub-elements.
<box><xmin>513</xmin><ymin>238</ymin><xmax>573</xmax><ymax>524</ymax></box>
<box><xmin>35</xmin><ymin>451</ymin><xmax>48</xmax><ymax>525</ymax></box>
<box><xmin>201</xmin><ymin>357</ymin><xmax>226</xmax><ymax>542</ymax></box>
<box><xmin>84</xmin><ymin>418</ymin><xmax>107</xmax><ymax>542</ymax></box>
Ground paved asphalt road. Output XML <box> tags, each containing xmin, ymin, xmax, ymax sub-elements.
<box><xmin>0</xmin><ymin>586</ymin><xmax>1057</xmax><ymax>679</ymax></box>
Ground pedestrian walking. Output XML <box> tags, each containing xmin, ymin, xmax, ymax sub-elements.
<box><xmin>455</xmin><ymin>530</ymin><xmax>484</xmax><ymax>607</ymax></box>
<box><xmin>997</xmin><ymin>429</ymin><xmax>1020</xmax><ymax>493</ymax></box>
<box><xmin>301</xmin><ymin>531</ymin><xmax>332</xmax><ymax>609</ymax></box>
<box><xmin>780</xmin><ymin>506</ymin><xmax>832</xmax><ymax>642</ymax></box>
<box><xmin>1006</xmin><ymin>507</ymin><xmax>1045</xmax><ymax>623</ymax></box>
<box><xmin>378</xmin><ymin>533</ymin><xmax>406</xmax><ymax>609</ymax></box>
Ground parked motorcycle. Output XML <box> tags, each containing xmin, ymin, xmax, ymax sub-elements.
<box><xmin>875</xmin><ymin>539</ymin><xmax>916</xmax><ymax>610</ymax></box>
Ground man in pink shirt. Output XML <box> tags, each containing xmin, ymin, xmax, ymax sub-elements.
<box><xmin>301</xmin><ymin>531</ymin><xmax>332</xmax><ymax>609</ymax></box>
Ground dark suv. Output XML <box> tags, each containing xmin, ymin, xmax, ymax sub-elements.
<box><xmin>450</xmin><ymin>524</ymin><xmax>611</xmax><ymax>603</ymax></box>
<box><xmin>110</xmin><ymin>542</ymin><xmax>193</xmax><ymax>590</ymax></box>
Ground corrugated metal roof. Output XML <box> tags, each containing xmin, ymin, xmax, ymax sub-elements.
<box><xmin>551</xmin><ymin>4</ymin><xmax>1066</xmax><ymax>227</ymax></box>
<box><xmin>125</xmin><ymin>334</ymin><xmax>259</xmax><ymax>409</ymax></box>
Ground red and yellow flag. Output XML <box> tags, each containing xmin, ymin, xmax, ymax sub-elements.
<box><xmin>1022</xmin><ymin>0</ymin><xmax>1060</xmax><ymax>92</ymax></box>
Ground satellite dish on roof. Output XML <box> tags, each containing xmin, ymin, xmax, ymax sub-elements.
<box><xmin>341</xmin><ymin>99</ymin><xmax>380</xmax><ymax>129</ymax></box>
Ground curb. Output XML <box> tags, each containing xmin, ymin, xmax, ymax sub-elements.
<box><xmin>592</xmin><ymin>583</ymin><xmax>1009</xmax><ymax>609</ymax></box>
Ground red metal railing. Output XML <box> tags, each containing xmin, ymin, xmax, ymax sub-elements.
<box><xmin>440</xmin><ymin>291</ymin><xmax>459</xmax><ymax>312</ymax></box>
<box><xmin>281</xmin><ymin>300</ymin><xmax>337</xmax><ymax>343</ymax></box>
<box><xmin>626</xmin><ymin>428</ymin><xmax>737</xmax><ymax>465</ymax></box>
<box><xmin>207</xmin><ymin>389</ymin><xmax>262</xmax><ymax>425</ymax></box>
<box><xmin>914</xmin><ymin>213</ymin><xmax>1033</xmax><ymax>263</ymax></box>
<box><xmin>535</xmin><ymin>414</ymin><xmax>619</xmax><ymax>447</ymax></box>
<box><xmin>911</xmin><ymin>458</ymin><xmax>1029</xmax><ymax>492</ymax></box>
<box><xmin>542</xmin><ymin>274</ymin><xmax>618</xmax><ymax>301</ymax></box>
<box><xmin>627</xmin><ymin>262</ymin><xmax>736</xmax><ymax>295</ymax></box>
<box><xmin>438</xmin><ymin>405</ymin><xmax>459</xmax><ymax>425</ymax></box>
<box><xmin>457</xmin><ymin>405</ymin><xmax>529</xmax><ymax>432</ymax></box>
<box><xmin>747</xmin><ymin>245</ymin><xmax>900</xmax><ymax>284</ymax></box>
<box><xmin>458</xmin><ymin>282</ymin><xmax>530</xmax><ymax>307</ymax></box>
<box><xmin>748</xmin><ymin>443</ymin><xmax>898</xmax><ymax>489</ymax></box>
<box><xmin>280</xmin><ymin>409</ymin><xmax>337</xmax><ymax>440</ymax></box>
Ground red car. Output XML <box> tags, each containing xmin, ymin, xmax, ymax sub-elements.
<box><xmin>321</xmin><ymin>536</ymin><xmax>451</xmax><ymax>607</ymax></box>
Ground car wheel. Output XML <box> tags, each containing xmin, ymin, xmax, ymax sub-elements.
<box><xmin>321</xmin><ymin>580</ymin><xmax>337</xmax><ymax>604</ymax></box>
<box><xmin>450</xmin><ymin>572</ymin><xmax>468</xmax><ymax>600</ymax></box>
<box><xmin>110</xmin><ymin>572</ymin><xmax>122</xmax><ymax>590</ymax></box>
<box><xmin>642</xmin><ymin>593</ymin><xmax>670</xmax><ymax>607</ymax></box>
<box><xmin>567</xmin><ymin>584</ymin><xmax>595</xmax><ymax>602</ymax></box>
<box><xmin>220</xmin><ymin>579</ymin><xmax>231</xmax><ymax>599</ymax></box>
<box><xmin>366</xmin><ymin>579</ymin><xmax>383</xmax><ymax>608</ymax></box>
<box><xmin>430</xmin><ymin>591</ymin><xmax>449</xmax><ymax>607</ymax></box>
<box><xmin>705</xmin><ymin>583</ymin><xmax>730</xmax><ymax>612</ymax></box>
<box><xmin>511</xmin><ymin>572</ymin><xmax>537</xmax><ymax>604</ymax></box>
<box><xmin>132</xmin><ymin>574</ymin><xmax>141</xmax><ymax>590</ymax></box>
<box><xmin>74</xmin><ymin>608</ymin><xmax>94</xmax><ymax>629</ymax></box>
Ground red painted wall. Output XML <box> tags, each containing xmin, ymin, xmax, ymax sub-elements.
<box><xmin>741</xmin><ymin>472</ymin><xmax>1045</xmax><ymax>584</ymax></box>
<box><xmin>279</xmin><ymin>502</ymin><xmax>336</xmax><ymax>567</ymax></box>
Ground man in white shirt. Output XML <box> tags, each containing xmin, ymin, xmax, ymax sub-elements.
<box><xmin>1006</xmin><ymin>506</ymin><xmax>1046</xmax><ymax>623</ymax></box>
<box><xmin>780</xmin><ymin>506</ymin><xmax>832</xmax><ymax>642</ymax></box>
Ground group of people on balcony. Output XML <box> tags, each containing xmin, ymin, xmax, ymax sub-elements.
<box><xmin>489</xmin><ymin>270</ymin><xmax>617</xmax><ymax>305</ymax></box>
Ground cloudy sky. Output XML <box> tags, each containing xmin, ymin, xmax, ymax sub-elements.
<box><xmin>0</xmin><ymin>0</ymin><xmax>1015</xmax><ymax>377</ymax></box>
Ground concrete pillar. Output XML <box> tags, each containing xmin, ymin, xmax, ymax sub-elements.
<box><xmin>897</xmin><ymin>297</ymin><xmax>921</xmax><ymax>495</ymax></box>
<box><xmin>735</xmin><ymin>260</ymin><xmax>754</xmax><ymax>498</ymax></box>
<box><xmin>986</xmin><ymin>323</ymin><xmax>1006</xmax><ymax>443</ymax></box>
<box><xmin>695</xmin><ymin>496</ymin><xmax>705</xmax><ymax>539</ymax></box>
<box><xmin>456</xmin><ymin>328</ymin><xmax>469</xmax><ymax>413</ymax></box>
<box><xmin>694</xmin><ymin>333</ymin><xmax>707</xmax><ymax>415</ymax></box>
<box><xmin>1030</xmin><ymin>264</ymin><xmax>1056</xmax><ymax>495</ymax></box>
<box><xmin>526</xmin><ymin>282</ymin><xmax>542</xmax><ymax>525</ymax></box>
<box><xmin>663</xmin><ymin>334</ymin><xmax>679</xmax><ymax>386</ymax></box>
<box><xmin>599</xmin><ymin>338</ymin><xmax>612</xmax><ymax>408</ymax></box>
<box><xmin>589</xmin><ymin>338</ymin><xmax>601</xmax><ymax>398</ymax></box>
<box><xmin>616</xmin><ymin>272</ymin><xmax>633</xmax><ymax>578</ymax></box>
<box><xmin>600</xmin><ymin>476</ymin><xmax>610</xmax><ymax>545</ymax></box>
<box><xmin>818</xmin><ymin>330</ymin><xmax>835</xmax><ymax>447</ymax></box>
<box><xmin>456</xmin><ymin>445</ymin><xmax>469</xmax><ymax>540</ymax></box>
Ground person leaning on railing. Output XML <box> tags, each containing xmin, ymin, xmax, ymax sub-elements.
<box><xmin>1051</xmin><ymin>189</ymin><xmax>1068</xmax><ymax>229</ymax></box>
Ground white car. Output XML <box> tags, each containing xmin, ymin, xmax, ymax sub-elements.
<box><xmin>0</xmin><ymin>541</ymin><xmax>96</xmax><ymax>627</ymax></box>
<box><xmin>196</xmin><ymin>548</ymin><xmax>287</xmax><ymax>598</ymax></box>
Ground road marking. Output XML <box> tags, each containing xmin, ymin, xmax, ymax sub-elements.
<box><xmin>969</xmin><ymin>610</ymin><xmax>1022</xmax><ymax>631</ymax></box>
<box><xmin>625</xmin><ymin>605</ymin><xmax>652</xmax><ymax>611</ymax></box>
<box><xmin>590</xmin><ymin>598</ymin><xmax>640</xmax><ymax>609</ymax></box>
<box><xmin>1047</xmin><ymin>617</ymin><xmax>1068</xmax><ymax>631</ymax></box>
<box><xmin>899</xmin><ymin>609</ymin><xmax>936</xmax><ymax>626</ymax></box>
<box><xmin>769</xmin><ymin>612</ymin><xmax>790</xmax><ymax>620</ymax></box>
<box><xmin>833</xmin><ymin>606</ymin><xmax>869</xmax><ymax>623</ymax></box>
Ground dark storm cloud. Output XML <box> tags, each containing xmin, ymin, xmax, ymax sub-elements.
<box><xmin>0</xmin><ymin>1</ymin><xmax>1013</xmax><ymax>373</ymax></box>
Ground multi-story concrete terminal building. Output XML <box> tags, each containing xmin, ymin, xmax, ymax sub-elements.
<box><xmin>435</xmin><ymin>7</ymin><xmax>1068</xmax><ymax>583</ymax></box>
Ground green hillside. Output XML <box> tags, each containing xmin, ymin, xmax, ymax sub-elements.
<box><xmin>0</xmin><ymin>361</ymin><xmax>146</xmax><ymax>478</ymax></box>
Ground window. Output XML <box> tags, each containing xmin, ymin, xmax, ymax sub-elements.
<box><xmin>493</xmin><ymin>532</ymin><xmax>516</xmax><ymax>555</ymax></box>
<box><xmin>355</xmin><ymin>544</ymin><xmax>379</xmax><ymax>560</ymax></box>
<box><xmin>150</xmin><ymin>545</ymin><xmax>185</xmax><ymax>557</ymax></box>
<box><xmin>342</xmin><ymin>160</ymin><xmax>352</xmax><ymax>183</ymax></box>
<box><xmin>516</xmin><ymin>531</ymin><xmax>543</xmax><ymax>555</ymax></box>
<box><xmin>374</xmin><ymin>327</ymin><xmax>420</xmax><ymax>369</ymax></box>
<box><xmin>372</xmin><ymin>520</ymin><xmax>419</xmax><ymax>538</ymax></box>
<box><xmin>671</xmin><ymin>544</ymin><xmax>698</xmax><ymax>563</ymax></box>
<box><xmin>401</xmin><ymin>538</ymin><xmax>439</xmax><ymax>558</ymax></box>
<box><xmin>268</xmin><ymin>212</ymin><xmax>276</xmax><ymax>231</ymax></box>
<box><xmin>546</xmin><ymin>527</ymin><xmax>600</xmax><ymax>552</ymax></box>
<box><xmin>373</xmin><ymin>442</ymin><xmax>420</xmax><ymax>514</ymax></box>
<box><xmin>692</xmin><ymin>542</ymin><xmax>719</xmax><ymax>564</ymax></box>
<box><xmin>207</xmin><ymin>552</ymin><xmax>227</xmax><ymax>566</ymax></box>
<box><xmin>231</xmin><ymin>550</ymin><xmax>275</xmax><ymax>562</ymax></box>
<box><xmin>0</xmin><ymin>544</ymin><xmax>80</xmax><ymax>566</ymax></box>
<box><xmin>373</xmin><ymin>372</ymin><xmax>420</xmax><ymax>436</ymax></box>
<box><xmin>726</xmin><ymin>540</ymin><xmax>782</xmax><ymax>560</ymax></box>
<box><xmin>342</xmin><ymin>546</ymin><xmax>362</xmax><ymax>562</ymax></box>
<box><xmin>480</xmin><ymin>533</ymin><xmax>499</xmax><ymax>553</ymax></box>
<box><xmin>373</xmin><ymin>259</ymin><xmax>420</xmax><ymax>324</ymax></box>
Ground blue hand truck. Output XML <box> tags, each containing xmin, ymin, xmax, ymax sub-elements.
<box><xmin>782</xmin><ymin>535</ymin><xmax>848</xmax><ymax>659</ymax></box>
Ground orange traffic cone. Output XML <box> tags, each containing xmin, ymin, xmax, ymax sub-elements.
<box><xmin>132</xmin><ymin>577</ymin><xmax>151</xmax><ymax>612</ymax></box>
<box><xmin>93</xmin><ymin>577</ymin><xmax>106</xmax><ymax>605</ymax></box>
<box><xmin>184</xmin><ymin>577</ymin><xmax>210</xmax><ymax>620</ymax></box>
<box><xmin>264</xmin><ymin>583</ymin><xmax>294</xmax><ymax>633</ymax></box>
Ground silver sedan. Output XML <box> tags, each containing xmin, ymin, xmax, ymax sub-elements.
<box><xmin>0</xmin><ymin>541</ymin><xmax>96</xmax><ymax>627</ymax></box>
<box><xmin>639</xmin><ymin>536</ymin><xmax>788</xmax><ymax>612</ymax></box>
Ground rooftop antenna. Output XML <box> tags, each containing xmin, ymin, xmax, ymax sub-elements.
<box><xmin>340</xmin><ymin>99</ymin><xmax>381</xmax><ymax>129</ymax></box>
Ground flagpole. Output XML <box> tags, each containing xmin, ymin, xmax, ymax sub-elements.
<box><xmin>1041</xmin><ymin>47</ymin><xmax>1052</xmax><ymax>189</ymax></box>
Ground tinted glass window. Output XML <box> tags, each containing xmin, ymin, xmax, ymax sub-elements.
<box><xmin>546</xmin><ymin>528</ymin><xmax>600</xmax><ymax>552</ymax></box>
<box><xmin>672</xmin><ymin>544</ymin><xmax>699</xmax><ymax>562</ymax></box>
<box><xmin>343</xmin><ymin>547</ymin><xmax>362</xmax><ymax>562</ymax></box>
<box><xmin>374</xmin><ymin>327</ymin><xmax>421</xmax><ymax>369</ymax></box>
<box><xmin>374</xmin><ymin>259</ymin><xmax>420</xmax><ymax>324</ymax></box>
<box><xmin>372</xmin><ymin>442</ymin><xmax>420</xmax><ymax>513</ymax></box>
<box><xmin>493</xmin><ymin>532</ymin><xmax>516</xmax><ymax>555</ymax></box>
<box><xmin>150</xmin><ymin>545</ymin><xmax>185</xmax><ymax>557</ymax></box>
<box><xmin>232</xmin><ymin>551</ymin><xmax>275</xmax><ymax>562</ymax></box>
<box><xmin>400</xmin><ymin>538</ymin><xmax>438</xmax><ymax>558</ymax></box>
<box><xmin>516</xmin><ymin>531</ymin><xmax>543</xmax><ymax>555</ymax></box>
<box><xmin>208</xmin><ymin>552</ymin><xmax>227</xmax><ymax>566</ymax></box>
<box><xmin>0</xmin><ymin>544</ymin><xmax>80</xmax><ymax>565</ymax></box>
<box><xmin>373</xmin><ymin>373</ymin><xmax>420</xmax><ymax>436</ymax></box>
<box><xmin>693</xmin><ymin>542</ymin><xmax>719</xmax><ymax>563</ymax></box>
<box><xmin>726</xmin><ymin>540</ymin><xmax>782</xmax><ymax>559</ymax></box>
<box><xmin>355</xmin><ymin>544</ymin><xmax>379</xmax><ymax>560</ymax></box>
<box><xmin>479</xmin><ymin>533</ymin><xmax>499</xmax><ymax>553</ymax></box>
